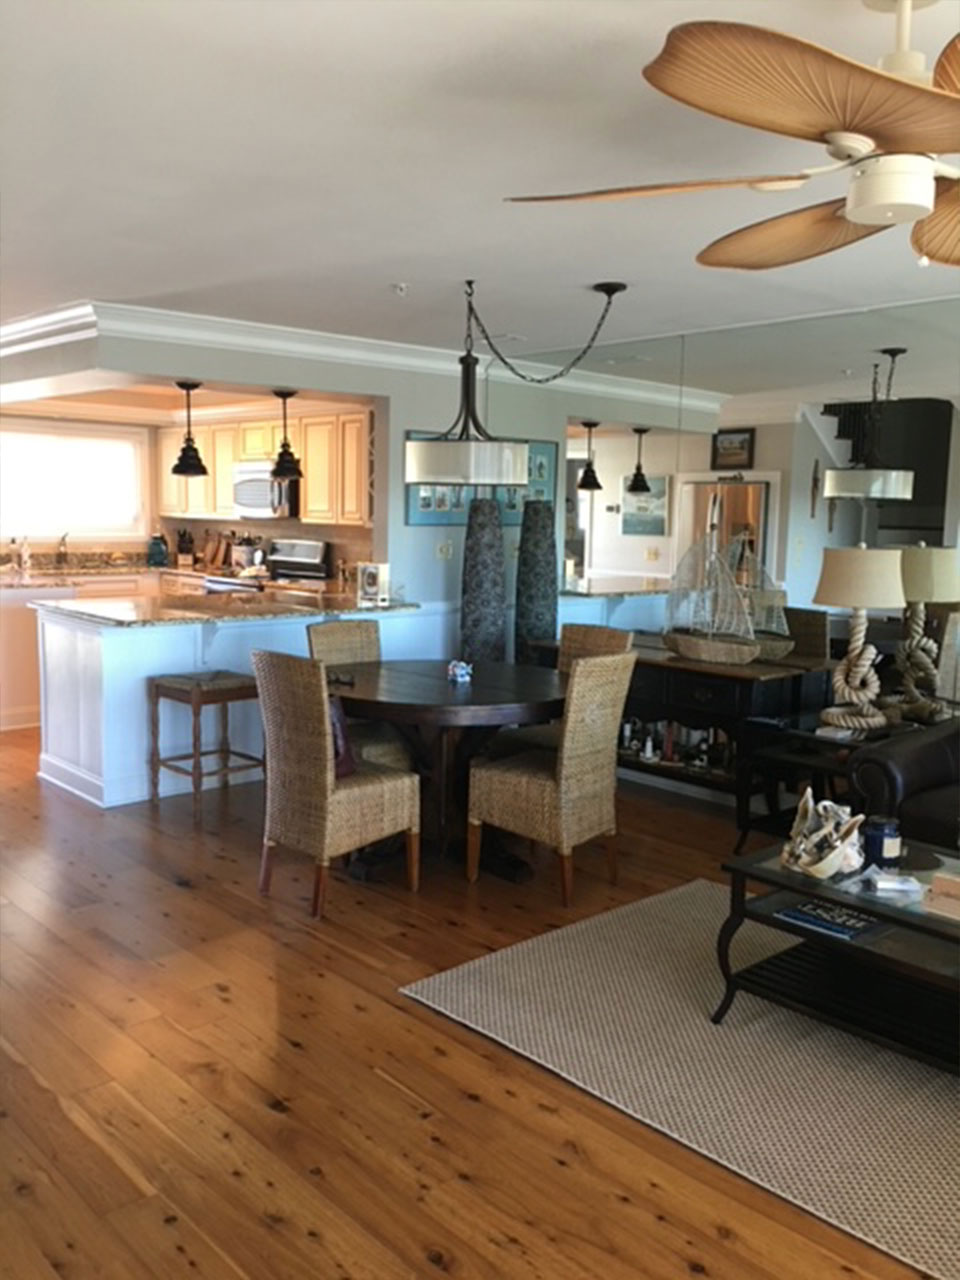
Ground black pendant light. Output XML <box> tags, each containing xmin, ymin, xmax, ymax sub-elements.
<box><xmin>271</xmin><ymin>388</ymin><xmax>302</xmax><ymax>480</ymax></box>
<box><xmin>171</xmin><ymin>379</ymin><xmax>208</xmax><ymax>476</ymax></box>
<box><xmin>627</xmin><ymin>427</ymin><xmax>651</xmax><ymax>494</ymax></box>
<box><xmin>577</xmin><ymin>420</ymin><xmax>602</xmax><ymax>491</ymax></box>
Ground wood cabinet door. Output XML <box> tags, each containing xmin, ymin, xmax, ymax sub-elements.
<box><xmin>213</xmin><ymin>426</ymin><xmax>237</xmax><ymax>516</ymax></box>
<box><xmin>238</xmin><ymin>421</ymin><xmax>278</xmax><ymax>460</ymax></box>
<box><xmin>157</xmin><ymin>428</ymin><xmax>186</xmax><ymax>515</ymax></box>
<box><xmin>338</xmin><ymin>412</ymin><xmax>370</xmax><ymax>526</ymax></box>
<box><xmin>184</xmin><ymin>427</ymin><xmax>214</xmax><ymax>515</ymax></box>
<box><xmin>301</xmin><ymin>416</ymin><xmax>339</xmax><ymax>523</ymax></box>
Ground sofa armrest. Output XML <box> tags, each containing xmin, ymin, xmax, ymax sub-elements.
<box><xmin>849</xmin><ymin>720</ymin><xmax>960</xmax><ymax>817</ymax></box>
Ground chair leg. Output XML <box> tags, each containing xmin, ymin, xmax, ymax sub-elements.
<box><xmin>219</xmin><ymin>701</ymin><xmax>230</xmax><ymax>790</ymax></box>
<box><xmin>405</xmin><ymin>830</ymin><xmax>420</xmax><ymax>893</ymax></box>
<box><xmin>258</xmin><ymin>840</ymin><xmax>274</xmax><ymax>896</ymax></box>
<box><xmin>191</xmin><ymin>688</ymin><xmax>203</xmax><ymax>826</ymax></box>
<box><xmin>557</xmin><ymin>851</ymin><xmax>573</xmax><ymax>907</ymax></box>
<box><xmin>311</xmin><ymin>863</ymin><xmax>329</xmax><ymax>919</ymax></box>
<box><xmin>466</xmin><ymin>820</ymin><xmax>483</xmax><ymax>883</ymax></box>
<box><xmin>149</xmin><ymin>682</ymin><xmax>160</xmax><ymax>805</ymax></box>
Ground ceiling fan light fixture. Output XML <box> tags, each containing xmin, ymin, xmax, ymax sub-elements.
<box><xmin>845</xmin><ymin>154</ymin><xmax>936</xmax><ymax>225</ymax></box>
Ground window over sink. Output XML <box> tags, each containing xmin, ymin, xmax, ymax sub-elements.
<box><xmin>0</xmin><ymin>421</ymin><xmax>149</xmax><ymax>540</ymax></box>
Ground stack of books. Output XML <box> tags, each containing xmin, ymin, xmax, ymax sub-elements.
<box><xmin>774</xmin><ymin>899</ymin><xmax>879</xmax><ymax>939</ymax></box>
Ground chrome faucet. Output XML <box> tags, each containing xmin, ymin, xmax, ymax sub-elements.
<box><xmin>55</xmin><ymin>533</ymin><xmax>69</xmax><ymax>567</ymax></box>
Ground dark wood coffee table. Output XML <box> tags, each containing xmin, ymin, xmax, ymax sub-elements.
<box><xmin>713</xmin><ymin>842</ymin><xmax>960</xmax><ymax>1073</ymax></box>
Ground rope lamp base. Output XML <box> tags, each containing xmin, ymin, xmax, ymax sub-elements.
<box><xmin>820</xmin><ymin>606</ymin><xmax>888</xmax><ymax>732</ymax></box>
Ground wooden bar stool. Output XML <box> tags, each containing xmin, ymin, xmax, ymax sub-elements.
<box><xmin>148</xmin><ymin>670</ymin><xmax>263</xmax><ymax>822</ymax></box>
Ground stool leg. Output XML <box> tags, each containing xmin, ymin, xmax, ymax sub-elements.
<box><xmin>191</xmin><ymin>687</ymin><xmax>203</xmax><ymax>825</ymax></box>
<box><xmin>149</xmin><ymin>682</ymin><xmax>160</xmax><ymax>805</ymax></box>
<box><xmin>219</xmin><ymin>701</ymin><xmax>230</xmax><ymax>790</ymax></box>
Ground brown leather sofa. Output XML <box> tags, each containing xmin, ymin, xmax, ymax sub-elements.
<box><xmin>849</xmin><ymin>718</ymin><xmax>960</xmax><ymax>850</ymax></box>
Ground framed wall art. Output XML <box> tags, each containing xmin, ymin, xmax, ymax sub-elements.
<box><xmin>711</xmin><ymin>427</ymin><xmax>755</xmax><ymax>471</ymax></box>
<box><xmin>621</xmin><ymin>474</ymin><xmax>670</xmax><ymax>537</ymax></box>
<box><xmin>405</xmin><ymin>439</ymin><xmax>558</xmax><ymax>526</ymax></box>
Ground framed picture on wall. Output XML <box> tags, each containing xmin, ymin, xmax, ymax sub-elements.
<box><xmin>405</xmin><ymin>439</ymin><xmax>558</xmax><ymax>526</ymax></box>
<box><xmin>621</xmin><ymin>475</ymin><xmax>670</xmax><ymax>537</ymax></box>
<box><xmin>711</xmin><ymin>427</ymin><xmax>755</xmax><ymax>471</ymax></box>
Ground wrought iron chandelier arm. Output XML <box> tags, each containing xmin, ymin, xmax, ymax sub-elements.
<box><xmin>466</xmin><ymin>281</ymin><xmax>625</xmax><ymax>385</ymax></box>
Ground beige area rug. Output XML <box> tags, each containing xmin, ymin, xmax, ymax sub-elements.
<box><xmin>401</xmin><ymin>881</ymin><xmax>959</xmax><ymax>1280</ymax></box>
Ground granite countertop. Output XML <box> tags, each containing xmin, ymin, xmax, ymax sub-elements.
<box><xmin>29</xmin><ymin>594</ymin><xmax>420</xmax><ymax>627</ymax></box>
<box><xmin>561</xmin><ymin>575</ymin><xmax>670</xmax><ymax>597</ymax></box>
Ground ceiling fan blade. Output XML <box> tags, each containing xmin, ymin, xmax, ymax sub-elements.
<box><xmin>911</xmin><ymin>178</ymin><xmax>960</xmax><ymax>266</ymax></box>
<box><xmin>507</xmin><ymin>173</ymin><xmax>810</xmax><ymax>203</ymax></box>
<box><xmin>933</xmin><ymin>34</ymin><xmax>960</xmax><ymax>96</ymax></box>
<box><xmin>643</xmin><ymin>22</ymin><xmax>960</xmax><ymax>154</ymax></box>
<box><xmin>697</xmin><ymin>198</ymin><xmax>889</xmax><ymax>270</ymax></box>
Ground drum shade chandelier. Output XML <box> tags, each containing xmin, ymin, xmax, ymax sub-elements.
<box><xmin>627</xmin><ymin>427</ymin><xmax>651</xmax><ymax>494</ymax></box>
<box><xmin>271</xmin><ymin>389</ymin><xmax>302</xmax><ymax>481</ymax></box>
<box><xmin>171</xmin><ymin>379</ymin><xmax>207</xmax><ymax>476</ymax></box>
<box><xmin>576</xmin><ymin>420</ymin><xmax>602</xmax><ymax>491</ymax></box>
<box><xmin>405</xmin><ymin>280</ymin><xmax>626</xmax><ymax>486</ymax></box>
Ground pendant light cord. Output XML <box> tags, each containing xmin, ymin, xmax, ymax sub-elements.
<box><xmin>464</xmin><ymin>279</ymin><xmax>623</xmax><ymax>385</ymax></box>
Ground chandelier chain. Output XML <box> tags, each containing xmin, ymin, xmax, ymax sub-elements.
<box><xmin>465</xmin><ymin>285</ymin><xmax>618</xmax><ymax>385</ymax></box>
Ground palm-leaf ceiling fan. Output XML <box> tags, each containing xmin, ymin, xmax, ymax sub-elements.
<box><xmin>509</xmin><ymin>0</ymin><xmax>960</xmax><ymax>269</ymax></box>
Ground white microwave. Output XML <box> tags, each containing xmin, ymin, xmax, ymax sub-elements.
<box><xmin>233</xmin><ymin>462</ymin><xmax>300</xmax><ymax>519</ymax></box>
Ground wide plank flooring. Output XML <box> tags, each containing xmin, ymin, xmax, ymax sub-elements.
<box><xmin>0</xmin><ymin>727</ymin><xmax>923</xmax><ymax>1279</ymax></box>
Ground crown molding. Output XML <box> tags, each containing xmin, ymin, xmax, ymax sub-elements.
<box><xmin>2</xmin><ymin>301</ymin><xmax>726</xmax><ymax>417</ymax></box>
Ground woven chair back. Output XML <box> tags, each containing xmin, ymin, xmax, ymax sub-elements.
<box><xmin>557</xmin><ymin>623</ymin><xmax>634</xmax><ymax>673</ymax></box>
<box><xmin>307</xmin><ymin>619</ymin><xmax>381</xmax><ymax>666</ymax></box>
<box><xmin>783</xmin><ymin>607</ymin><xmax>829</xmax><ymax>660</ymax></box>
<box><xmin>252</xmin><ymin>650</ymin><xmax>335</xmax><ymax>853</ymax></box>
<box><xmin>556</xmin><ymin>652</ymin><xmax>636</xmax><ymax>790</ymax></box>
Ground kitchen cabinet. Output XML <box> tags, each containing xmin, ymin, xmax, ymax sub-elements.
<box><xmin>302</xmin><ymin>412</ymin><xmax>370</xmax><ymax>527</ymax></box>
<box><xmin>74</xmin><ymin>575</ymin><xmax>144</xmax><ymax>598</ymax></box>
<box><xmin>213</xmin><ymin>426</ymin><xmax>237</xmax><ymax>517</ymax></box>
<box><xmin>237</xmin><ymin>420</ymin><xmax>301</xmax><ymax>461</ymax></box>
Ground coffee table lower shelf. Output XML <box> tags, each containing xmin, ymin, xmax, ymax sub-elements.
<box><xmin>722</xmin><ymin>941</ymin><xmax>959</xmax><ymax>1073</ymax></box>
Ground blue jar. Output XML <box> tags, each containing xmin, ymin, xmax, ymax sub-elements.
<box><xmin>863</xmin><ymin>816</ymin><xmax>901</xmax><ymax>868</ymax></box>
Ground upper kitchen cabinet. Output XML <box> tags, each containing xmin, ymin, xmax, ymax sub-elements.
<box><xmin>301</xmin><ymin>412</ymin><xmax>370</xmax><ymax>527</ymax></box>
<box><xmin>237</xmin><ymin>420</ymin><xmax>301</xmax><ymax>461</ymax></box>
<box><xmin>212</xmin><ymin>425</ymin><xmax>237</xmax><ymax>517</ymax></box>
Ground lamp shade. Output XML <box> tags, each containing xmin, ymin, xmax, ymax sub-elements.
<box><xmin>814</xmin><ymin>546</ymin><xmax>905</xmax><ymax>610</ymax></box>
<box><xmin>822</xmin><ymin>468</ymin><xmax>914</xmax><ymax>500</ymax></box>
<box><xmin>901</xmin><ymin>545</ymin><xmax>960</xmax><ymax>603</ymax></box>
<box><xmin>405</xmin><ymin>439</ymin><xmax>528</xmax><ymax>486</ymax></box>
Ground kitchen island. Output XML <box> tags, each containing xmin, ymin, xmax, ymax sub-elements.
<box><xmin>30</xmin><ymin>593</ymin><xmax>427</xmax><ymax>808</ymax></box>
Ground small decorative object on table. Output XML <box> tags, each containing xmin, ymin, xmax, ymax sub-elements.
<box><xmin>447</xmin><ymin>660</ymin><xmax>473</xmax><ymax>684</ymax></box>
<box><xmin>780</xmin><ymin>786</ymin><xmax>864</xmax><ymax>879</ymax></box>
<box><xmin>861</xmin><ymin>815</ymin><xmax>901</xmax><ymax>868</ymax></box>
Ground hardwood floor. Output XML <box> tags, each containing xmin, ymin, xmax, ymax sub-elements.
<box><xmin>0</xmin><ymin>726</ymin><xmax>923</xmax><ymax>1280</ymax></box>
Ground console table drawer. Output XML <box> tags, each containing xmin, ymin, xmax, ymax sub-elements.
<box><xmin>668</xmin><ymin>672</ymin><xmax>740</xmax><ymax>716</ymax></box>
<box><xmin>629</xmin><ymin>665</ymin><xmax>666</xmax><ymax>704</ymax></box>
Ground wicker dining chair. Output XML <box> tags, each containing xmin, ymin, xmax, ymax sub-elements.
<box><xmin>487</xmin><ymin>624</ymin><xmax>635</xmax><ymax>759</ymax></box>
<box><xmin>467</xmin><ymin>651</ymin><xmax>636</xmax><ymax>905</ymax></box>
<box><xmin>306</xmin><ymin>620</ymin><xmax>413</xmax><ymax>771</ymax></box>
<box><xmin>252</xmin><ymin>650</ymin><xmax>420</xmax><ymax>919</ymax></box>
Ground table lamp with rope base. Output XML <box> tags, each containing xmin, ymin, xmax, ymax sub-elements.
<box><xmin>892</xmin><ymin>543</ymin><xmax>960</xmax><ymax>723</ymax></box>
<box><xmin>813</xmin><ymin>544</ymin><xmax>905</xmax><ymax>732</ymax></box>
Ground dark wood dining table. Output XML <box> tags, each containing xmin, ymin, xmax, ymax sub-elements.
<box><xmin>331</xmin><ymin>659</ymin><xmax>567</xmax><ymax>872</ymax></box>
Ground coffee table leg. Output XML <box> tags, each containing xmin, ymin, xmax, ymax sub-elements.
<box><xmin>712</xmin><ymin>874</ymin><xmax>746</xmax><ymax>1024</ymax></box>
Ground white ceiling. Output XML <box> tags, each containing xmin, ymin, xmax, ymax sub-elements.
<box><xmin>2</xmin><ymin>0</ymin><xmax>959</xmax><ymax>360</ymax></box>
